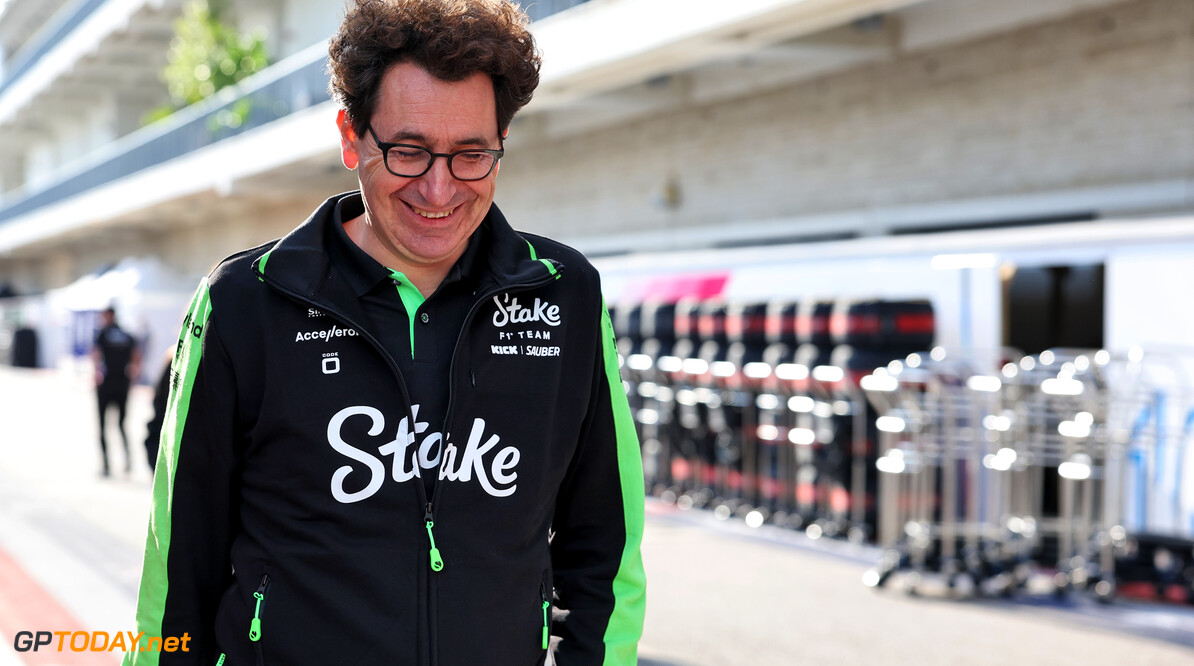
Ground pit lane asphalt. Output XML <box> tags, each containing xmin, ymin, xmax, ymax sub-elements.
<box><xmin>1</xmin><ymin>366</ymin><xmax>1192</xmax><ymax>666</ymax></box>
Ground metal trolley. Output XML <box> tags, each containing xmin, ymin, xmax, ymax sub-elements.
<box><xmin>614</xmin><ymin>296</ymin><xmax>1194</xmax><ymax>604</ymax></box>
<box><xmin>860</xmin><ymin>347</ymin><xmax>1194</xmax><ymax>602</ymax></box>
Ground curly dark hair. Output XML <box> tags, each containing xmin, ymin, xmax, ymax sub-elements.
<box><xmin>328</xmin><ymin>0</ymin><xmax>541</xmax><ymax>137</ymax></box>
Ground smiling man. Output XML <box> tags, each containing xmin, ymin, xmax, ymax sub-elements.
<box><xmin>126</xmin><ymin>2</ymin><xmax>646</xmax><ymax>665</ymax></box>
<box><xmin>343</xmin><ymin>61</ymin><xmax>502</xmax><ymax>295</ymax></box>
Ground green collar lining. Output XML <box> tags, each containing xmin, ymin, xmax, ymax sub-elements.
<box><xmin>387</xmin><ymin>270</ymin><xmax>427</xmax><ymax>359</ymax></box>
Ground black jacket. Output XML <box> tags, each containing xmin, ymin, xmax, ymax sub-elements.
<box><xmin>127</xmin><ymin>193</ymin><xmax>646</xmax><ymax>666</ymax></box>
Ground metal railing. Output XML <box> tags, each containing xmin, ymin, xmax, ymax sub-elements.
<box><xmin>0</xmin><ymin>40</ymin><xmax>331</xmax><ymax>224</ymax></box>
<box><xmin>0</xmin><ymin>0</ymin><xmax>109</xmax><ymax>99</ymax></box>
<box><xmin>0</xmin><ymin>0</ymin><xmax>593</xmax><ymax>226</ymax></box>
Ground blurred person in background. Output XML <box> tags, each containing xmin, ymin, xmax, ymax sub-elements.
<box><xmin>92</xmin><ymin>306</ymin><xmax>141</xmax><ymax>476</ymax></box>
<box><xmin>141</xmin><ymin>349</ymin><xmax>174</xmax><ymax>473</ymax></box>
<box><xmin>125</xmin><ymin>1</ymin><xmax>645</xmax><ymax>665</ymax></box>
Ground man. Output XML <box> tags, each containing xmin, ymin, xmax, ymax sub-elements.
<box><xmin>141</xmin><ymin>350</ymin><xmax>174</xmax><ymax>473</ymax></box>
<box><xmin>127</xmin><ymin>1</ymin><xmax>646</xmax><ymax>665</ymax></box>
<box><xmin>93</xmin><ymin>306</ymin><xmax>140</xmax><ymax>476</ymax></box>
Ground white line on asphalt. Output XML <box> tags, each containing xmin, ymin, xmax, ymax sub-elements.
<box><xmin>0</xmin><ymin>508</ymin><xmax>135</xmax><ymax>632</ymax></box>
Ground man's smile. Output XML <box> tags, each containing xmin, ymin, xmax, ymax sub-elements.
<box><xmin>410</xmin><ymin>204</ymin><xmax>457</xmax><ymax>220</ymax></box>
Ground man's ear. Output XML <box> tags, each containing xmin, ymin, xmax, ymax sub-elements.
<box><xmin>338</xmin><ymin>109</ymin><xmax>360</xmax><ymax>170</ymax></box>
<box><xmin>494</xmin><ymin>127</ymin><xmax>509</xmax><ymax>176</ymax></box>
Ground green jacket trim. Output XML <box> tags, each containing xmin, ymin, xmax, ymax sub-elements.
<box><xmin>126</xmin><ymin>278</ymin><xmax>213</xmax><ymax>665</ymax></box>
<box><xmin>598</xmin><ymin>301</ymin><xmax>647</xmax><ymax>665</ymax></box>
<box><xmin>526</xmin><ymin>240</ymin><xmax>561</xmax><ymax>279</ymax></box>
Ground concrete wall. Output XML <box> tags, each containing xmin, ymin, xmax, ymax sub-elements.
<box><xmin>22</xmin><ymin>98</ymin><xmax>117</xmax><ymax>192</ymax></box>
<box><xmin>236</xmin><ymin>0</ymin><xmax>341</xmax><ymax>60</ymax></box>
<box><xmin>155</xmin><ymin>201</ymin><xmax>323</xmax><ymax>285</ymax></box>
<box><xmin>496</xmin><ymin>0</ymin><xmax>1194</xmax><ymax>244</ymax></box>
<box><xmin>281</xmin><ymin>0</ymin><xmax>343</xmax><ymax>57</ymax></box>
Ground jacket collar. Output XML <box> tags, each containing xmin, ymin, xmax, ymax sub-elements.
<box><xmin>251</xmin><ymin>191</ymin><xmax>562</xmax><ymax>305</ymax></box>
<box><xmin>326</xmin><ymin>194</ymin><xmax>489</xmax><ymax>298</ymax></box>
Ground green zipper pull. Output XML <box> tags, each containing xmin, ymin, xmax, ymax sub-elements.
<box><xmin>216</xmin><ymin>654</ymin><xmax>226</xmax><ymax>666</ymax></box>
<box><xmin>249</xmin><ymin>593</ymin><xmax>264</xmax><ymax>641</ymax></box>
<box><xmin>541</xmin><ymin>599</ymin><xmax>550</xmax><ymax>649</ymax></box>
<box><xmin>249</xmin><ymin>574</ymin><xmax>269</xmax><ymax>641</ymax></box>
<box><xmin>424</xmin><ymin>505</ymin><xmax>444</xmax><ymax>571</ymax></box>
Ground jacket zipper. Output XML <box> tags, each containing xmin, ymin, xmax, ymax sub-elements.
<box><xmin>540</xmin><ymin>583</ymin><xmax>551</xmax><ymax>650</ymax></box>
<box><xmin>259</xmin><ymin>262</ymin><xmax>558</xmax><ymax>665</ymax></box>
<box><xmin>246</xmin><ymin>573</ymin><xmax>271</xmax><ymax>666</ymax></box>
<box><xmin>255</xmin><ymin>279</ymin><xmax>434</xmax><ymax>661</ymax></box>
<box><xmin>249</xmin><ymin>574</ymin><xmax>270</xmax><ymax>642</ymax></box>
<box><xmin>424</xmin><ymin>502</ymin><xmax>444</xmax><ymax>571</ymax></box>
<box><xmin>422</xmin><ymin>273</ymin><xmax>558</xmax><ymax>666</ymax></box>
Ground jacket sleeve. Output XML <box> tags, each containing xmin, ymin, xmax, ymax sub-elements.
<box><xmin>550</xmin><ymin>299</ymin><xmax>647</xmax><ymax>665</ymax></box>
<box><xmin>126</xmin><ymin>278</ymin><xmax>239</xmax><ymax>665</ymax></box>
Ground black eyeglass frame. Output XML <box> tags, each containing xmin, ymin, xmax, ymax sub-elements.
<box><xmin>366</xmin><ymin>125</ymin><xmax>505</xmax><ymax>181</ymax></box>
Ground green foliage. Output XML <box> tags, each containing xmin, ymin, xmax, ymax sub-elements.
<box><xmin>143</xmin><ymin>0</ymin><xmax>269</xmax><ymax>127</ymax></box>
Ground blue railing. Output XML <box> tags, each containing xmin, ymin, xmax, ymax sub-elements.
<box><xmin>0</xmin><ymin>0</ymin><xmax>108</xmax><ymax>99</ymax></box>
<box><xmin>0</xmin><ymin>43</ymin><xmax>331</xmax><ymax>224</ymax></box>
<box><xmin>0</xmin><ymin>0</ymin><xmax>592</xmax><ymax>225</ymax></box>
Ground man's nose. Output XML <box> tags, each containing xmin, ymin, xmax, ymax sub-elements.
<box><xmin>418</xmin><ymin>157</ymin><xmax>457</xmax><ymax>206</ymax></box>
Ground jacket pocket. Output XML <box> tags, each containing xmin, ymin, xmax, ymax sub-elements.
<box><xmin>248</xmin><ymin>574</ymin><xmax>271</xmax><ymax>666</ymax></box>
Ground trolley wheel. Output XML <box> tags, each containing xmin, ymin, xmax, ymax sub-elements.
<box><xmin>948</xmin><ymin>572</ymin><xmax>976</xmax><ymax>599</ymax></box>
<box><xmin>861</xmin><ymin>567</ymin><xmax>886</xmax><ymax>589</ymax></box>
<box><xmin>904</xmin><ymin>572</ymin><xmax>922</xmax><ymax>597</ymax></box>
<box><xmin>1012</xmin><ymin>563</ymin><xmax>1032</xmax><ymax>591</ymax></box>
<box><xmin>988</xmin><ymin>573</ymin><xmax>1016</xmax><ymax>599</ymax></box>
<box><xmin>998</xmin><ymin>578</ymin><xmax>1016</xmax><ymax>599</ymax></box>
<box><xmin>865</xmin><ymin>550</ymin><xmax>902</xmax><ymax>590</ymax></box>
<box><xmin>783</xmin><ymin>512</ymin><xmax>807</xmax><ymax>530</ymax></box>
<box><xmin>1092</xmin><ymin>579</ymin><xmax>1115</xmax><ymax>604</ymax></box>
<box><xmin>847</xmin><ymin>525</ymin><xmax>869</xmax><ymax>545</ymax></box>
<box><xmin>1052</xmin><ymin>571</ymin><xmax>1071</xmax><ymax>599</ymax></box>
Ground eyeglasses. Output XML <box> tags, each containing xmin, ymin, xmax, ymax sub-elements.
<box><xmin>366</xmin><ymin>126</ymin><xmax>504</xmax><ymax>181</ymax></box>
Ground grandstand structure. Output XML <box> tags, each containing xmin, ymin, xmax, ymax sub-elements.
<box><xmin>0</xmin><ymin>0</ymin><xmax>1190</xmax><ymax>364</ymax></box>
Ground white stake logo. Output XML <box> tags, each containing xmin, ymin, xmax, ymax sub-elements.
<box><xmin>492</xmin><ymin>294</ymin><xmax>561</xmax><ymax>327</ymax></box>
<box><xmin>327</xmin><ymin>404</ymin><xmax>520</xmax><ymax>503</ymax></box>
